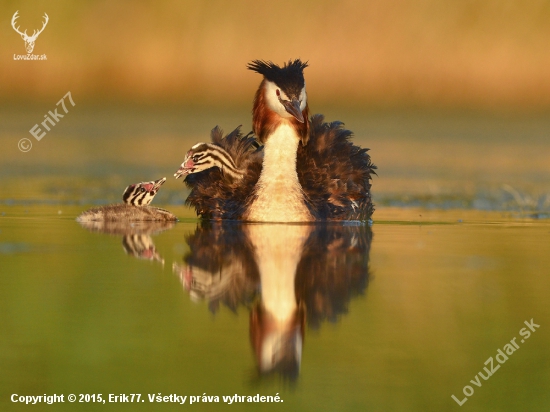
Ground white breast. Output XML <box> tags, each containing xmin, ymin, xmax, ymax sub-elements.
<box><xmin>247</xmin><ymin>122</ymin><xmax>312</xmax><ymax>222</ymax></box>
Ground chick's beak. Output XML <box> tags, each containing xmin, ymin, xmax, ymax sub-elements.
<box><xmin>282</xmin><ymin>98</ymin><xmax>304</xmax><ymax>123</ymax></box>
<box><xmin>152</xmin><ymin>177</ymin><xmax>166</xmax><ymax>191</ymax></box>
<box><xmin>174</xmin><ymin>156</ymin><xmax>194</xmax><ymax>179</ymax></box>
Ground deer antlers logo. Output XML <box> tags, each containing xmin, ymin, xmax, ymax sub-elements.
<box><xmin>11</xmin><ymin>11</ymin><xmax>49</xmax><ymax>54</ymax></box>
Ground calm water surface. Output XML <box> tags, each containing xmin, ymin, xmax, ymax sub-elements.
<box><xmin>1</xmin><ymin>109</ymin><xmax>549</xmax><ymax>411</ymax></box>
<box><xmin>1</xmin><ymin>206</ymin><xmax>549</xmax><ymax>411</ymax></box>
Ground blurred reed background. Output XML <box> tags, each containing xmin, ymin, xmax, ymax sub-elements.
<box><xmin>1</xmin><ymin>0</ymin><xmax>549</xmax><ymax>109</ymax></box>
<box><xmin>1</xmin><ymin>0</ymin><xmax>549</xmax><ymax>214</ymax></box>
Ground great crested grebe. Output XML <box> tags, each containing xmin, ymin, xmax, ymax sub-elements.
<box><xmin>76</xmin><ymin>177</ymin><xmax>177</xmax><ymax>222</ymax></box>
<box><xmin>176</xmin><ymin>59</ymin><xmax>376</xmax><ymax>222</ymax></box>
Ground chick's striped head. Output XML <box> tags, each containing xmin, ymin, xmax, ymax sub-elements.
<box><xmin>122</xmin><ymin>177</ymin><xmax>166</xmax><ymax>206</ymax></box>
<box><xmin>174</xmin><ymin>143</ymin><xmax>240</xmax><ymax>179</ymax></box>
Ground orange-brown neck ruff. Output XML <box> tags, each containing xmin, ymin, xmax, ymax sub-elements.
<box><xmin>252</xmin><ymin>79</ymin><xmax>309</xmax><ymax>146</ymax></box>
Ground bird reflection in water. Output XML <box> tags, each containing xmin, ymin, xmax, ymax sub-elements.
<box><xmin>174</xmin><ymin>221</ymin><xmax>372</xmax><ymax>381</ymax></box>
<box><xmin>78</xmin><ymin>220</ymin><xmax>175</xmax><ymax>264</ymax></box>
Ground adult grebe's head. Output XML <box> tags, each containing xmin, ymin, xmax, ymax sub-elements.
<box><xmin>122</xmin><ymin>177</ymin><xmax>166</xmax><ymax>206</ymax></box>
<box><xmin>248</xmin><ymin>59</ymin><xmax>310</xmax><ymax>144</ymax></box>
<box><xmin>248</xmin><ymin>59</ymin><xmax>308</xmax><ymax>122</ymax></box>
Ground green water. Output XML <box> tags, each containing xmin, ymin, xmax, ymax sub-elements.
<box><xmin>1</xmin><ymin>108</ymin><xmax>549</xmax><ymax>411</ymax></box>
<box><xmin>1</xmin><ymin>207</ymin><xmax>549</xmax><ymax>411</ymax></box>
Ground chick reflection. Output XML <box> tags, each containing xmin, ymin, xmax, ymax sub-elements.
<box><xmin>174</xmin><ymin>222</ymin><xmax>259</xmax><ymax>310</ymax></box>
<box><xmin>78</xmin><ymin>220</ymin><xmax>175</xmax><ymax>264</ymax></box>
<box><xmin>174</xmin><ymin>222</ymin><xmax>372</xmax><ymax>380</ymax></box>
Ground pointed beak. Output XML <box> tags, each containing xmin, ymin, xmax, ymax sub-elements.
<box><xmin>282</xmin><ymin>98</ymin><xmax>304</xmax><ymax>123</ymax></box>
<box><xmin>152</xmin><ymin>177</ymin><xmax>166</xmax><ymax>192</ymax></box>
<box><xmin>174</xmin><ymin>156</ymin><xmax>194</xmax><ymax>179</ymax></box>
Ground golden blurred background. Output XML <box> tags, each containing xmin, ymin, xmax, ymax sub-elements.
<box><xmin>2</xmin><ymin>0</ymin><xmax>550</xmax><ymax>110</ymax></box>
<box><xmin>1</xmin><ymin>0</ymin><xmax>549</xmax><ymax>216</ymax></box>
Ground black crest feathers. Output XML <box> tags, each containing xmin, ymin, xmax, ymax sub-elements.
<box><xmin>247</xmin><ymin>59</ymin><xmax>308</xmax><ymax>97</ymax></box>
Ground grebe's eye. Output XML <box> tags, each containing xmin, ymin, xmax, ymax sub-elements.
<box><xmin>276</xmin><ymin>89</ymin><xmax>280</xmax><ymax>97</ymax></box>
<box><xmin>192</xmin><ymin>155</ymin><xmax>199</xmax><ymax>162</ymax></box>
<box><xmin>140</xmin><ymin>187</ymin><xmax>145</xmax><ymax>193</ymax></box>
